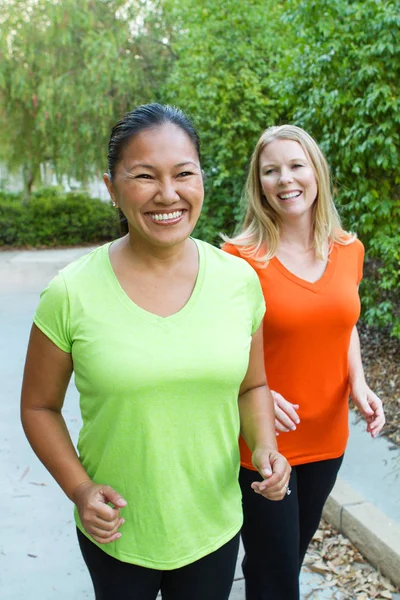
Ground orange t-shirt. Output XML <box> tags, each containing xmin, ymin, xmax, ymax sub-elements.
<box><xmin>223</xmin><ymin>239</ymin><xmax>364</xmax><ymax>468</ymax></box>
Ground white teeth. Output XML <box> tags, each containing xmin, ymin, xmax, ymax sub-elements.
<box><xmin>280</xmin><ymin>191</ymin><xmax>301</xmax><ymax>199</ymax></box>
<box><xmin>149</xmin><ymin>210</ymin><xmax>183</xmax><ymax>221</ymax></box>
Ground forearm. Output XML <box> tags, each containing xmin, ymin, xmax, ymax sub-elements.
<box><xmin>21</xmin><ymin>407</ymin><xmax>90</xmax><ymax>501</ymax></box>
<box><xmin>238</xmin><ymin>384</ymin><xmax>277</xmax><ymax>452</ymax></box>
<box><xmin>348</xmin><ymin>326</ymin><xmax>366</xmax><ymax>386</ymax></box>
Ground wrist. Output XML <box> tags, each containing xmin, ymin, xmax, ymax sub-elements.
<box><xmin>252</xmin><ymin>442</ymin><xmax>278</xmax><ymax>455</ymax></box>
<box><xmin>349</xmin><ymin>370</ymin><xmax>366</xmax><ymax>388</ymax></box>
<box><xmin>70</xmin><ymin>478</ymin><xmax>93</xmax><ymax>504</ymax></box>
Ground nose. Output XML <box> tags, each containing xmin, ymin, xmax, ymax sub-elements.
<box><xmin>278</xmin><ymin>167</ymin><xmax>293</xmax><ymax>185</ymax></box>
<box><xmin>155</xmin><ymin>178</ymin><xmax>180</xmax><ymax>205</ymax></box>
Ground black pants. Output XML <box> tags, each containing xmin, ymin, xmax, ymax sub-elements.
<box><xmin>77</xmin><ymin>528</ymin><xmax>240</xmax><ymax>600</ymax></box>
<box><xmin>240</xmin><ymin>455</ymin><xmax>343</xmax><ymax>600</ymax></box>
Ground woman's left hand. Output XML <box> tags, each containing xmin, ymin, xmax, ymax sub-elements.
<box><xmin>350</xmin><ymin>380</ymin><xmax>385</xmax><ymax>438</ymax></box>
<box><xmin>250</xmin><ymin>448</ymin><xmax>291</xmax><ymax>500</ymax></box>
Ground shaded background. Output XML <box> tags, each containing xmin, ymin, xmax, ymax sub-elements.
<box><xmin>0</xmin><ymin>1</ymin><xmax>399</xmax><ymax>597</ymax></box>
<box><xmin>0</xmin><ymin>0</ymin><xmax>399</xmax><ymax>336</ymax></box>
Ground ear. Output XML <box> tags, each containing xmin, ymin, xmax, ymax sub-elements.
<box><xmin>103</xmin><ymin>173</ymin><xmax>118</xmax><ymax>207</ymax></box>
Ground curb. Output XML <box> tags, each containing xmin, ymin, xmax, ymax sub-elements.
<box><xmin>323</xmin><ymin>477</ymin><xmax>400</xmax><ymax>587</ymax></box>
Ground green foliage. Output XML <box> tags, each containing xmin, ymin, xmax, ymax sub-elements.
<box><xmin>0</xmin><ymin>0</ymin><xmax>398</xmax><ymax>335</ymax></box>
<box><xmin>160</xmin><ymin>0</ymin><xmax>399</xmax><ymax>335</ymax></box>
<box><xmin>162</xmin><ymin>0</ymin><xmax>290</xmax><ymax>243</ymax></box>
<box><xmin>272</xmin><ymin>0</ymin><xmax>400</xmax><ymax>336</ymax></box>
<box><xmin>0</xmin><ymin>0</ymin><xmax>172</xmax><ymax>195</ymax></box>
<box><xmin>0</xmin><ymin>189</ymin><xmax>119</xmax><ymax>246</ymax></box>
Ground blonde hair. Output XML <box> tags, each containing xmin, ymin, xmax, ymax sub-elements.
<box><xmin>223</xmin><ymin>124</ymin><xmax>354</xmax><ymax>262</ymax></box>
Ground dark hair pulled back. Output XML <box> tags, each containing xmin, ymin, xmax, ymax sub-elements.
<box><xmin>107</xmin><ymin>103</ymin><xmax>201</xmax><ymax>180</ymax></box>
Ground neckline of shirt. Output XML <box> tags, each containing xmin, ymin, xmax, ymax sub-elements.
<box><xmin>102</xmin><ymin>238</ymin><xmax>205</xmax><ymax>325</ymax></box>
<box><xmin>270</xmin><ymin>244</ymin><xmax>338</xmax><ymax>292</ymax></box>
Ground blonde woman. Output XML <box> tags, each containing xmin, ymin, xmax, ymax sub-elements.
<box><xmin>223</xmin><ymin>125</ymin><xmax>385</xmax><ymax>600</ymax></box>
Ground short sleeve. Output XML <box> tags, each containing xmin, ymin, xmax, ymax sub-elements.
<box><xmin>34</xmin><ymin>273</ymin><xmax>72</xmax><ymax>353</ymax></box>
<box><xmin>246</xmin><ymin>267</ymin><xmax>266</xmax><ymax>334</ymax></box>
<box><xmin>221</xmin><ymin>242</ymin><xmax>241</xmax><ymax>258</ymax></box>
<box><xmin>356</xmin><ymin>239</ymin><xmax>365</xmax><ymax>285</ymax></box>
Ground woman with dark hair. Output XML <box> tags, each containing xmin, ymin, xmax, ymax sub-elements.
<box><xmin>223</xmin><ymin>124</ymin><xmax>385</xmax><ymax>600</ymax></box>
<box><xmin>20</xmin><ymin>104</ymin><xmax>290</xmax><ymax>600</ymax></box>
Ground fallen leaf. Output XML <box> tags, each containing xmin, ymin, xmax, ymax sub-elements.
<box><xmin>19</xmin><ymin>466</ymin><xmax>30</xmax><ymax>481</ymax></box>
<box><xmin>306</xmin><ymin>519</ymin><xmax>400</xmax><ymax>599</ymax></box>
<box><xmin>308</xmin><ymin>560</ymin><xmax>330</xmax><ymax>574</ymax></box>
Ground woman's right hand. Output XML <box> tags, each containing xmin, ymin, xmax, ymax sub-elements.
<box><xmin>72</xmin><ymin>481</ymin><xmax>127</xmax><ymax>544</ymax></box>
<box><xmin>272</xmin><ymin>390</ymin><xmax>300</xmax><ymax>434</ymax></box>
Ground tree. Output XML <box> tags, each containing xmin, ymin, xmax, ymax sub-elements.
<box><xmin>273</xmin><ymin>0</ymin><xmax>400</xmax><ymax>335</ymax></box>
<box><xmin>161</xmin><ymin>0</ymin><xmax>399</xmax><ymax>335</ymax></box>
<box><xmin>0</xmin><ymin>0</ymin><xmax>173</xmax><ymax>197</ymax></box>
<box><xmin>161</xmin><ymin>0</ymin><xmax>290</xmax><ymax>242</ymax></box>
<box><xmin>1</xmin><ymin>0</ymin><xmax>397</xmax><ymax>336</ymax></box>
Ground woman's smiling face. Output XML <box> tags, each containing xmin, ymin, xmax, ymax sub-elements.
<box><xmin>259</xmin><ymin>139</ymin><xmax>318</xmax><ymax>222</ymax></box>
<box><xmin>104</xmin><ymin>122</ymin><xmax>204</xmax><ymax>249</ymax></box>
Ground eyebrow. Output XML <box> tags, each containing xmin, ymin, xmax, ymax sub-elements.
<box><xmin>261</xmin><ymin>158</ymin><xmax>307</xmax><ymax>167</ymax></box>
<box><xmin>128</xmin><ymin>161</ymin><xmax>199</xmax><ymax>172</ymax></box>
<box><xmin>129</xmin><ymin>163</ymin><xmax>154</xmax><ymax>170</ymax></box>
<box><xmin>175</xmin><ymin>161</ymin><xmax>199</xmax><ymax>168</ymax></box>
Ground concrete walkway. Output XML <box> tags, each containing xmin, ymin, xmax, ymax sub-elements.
<box><xmin>1</xmin><ymin>245</ymin><xmax>399</xmax><ymax>599</ymax></box>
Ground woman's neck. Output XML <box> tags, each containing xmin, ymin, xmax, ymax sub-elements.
<box><xmin>117</xmin><ymin>234</ymin><xmax>195</xmax><ymax>273</ymax></box>
<box><xmin>279</xmin><ymin>218</ymin><xmax>314</xmax><ymax>252</ymax></box>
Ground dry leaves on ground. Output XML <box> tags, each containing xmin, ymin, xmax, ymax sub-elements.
<box><xmin>302</xmin><ymin>323</ymin><xmax>400</xmax><ymax>599</ymax></box>
<box><xmin>304</xmin><ymin>519</ymin><xmax>399</xmax><ymax>599</ymax></box>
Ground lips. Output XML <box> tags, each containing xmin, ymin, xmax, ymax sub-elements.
<box><xmin>278</xmin><ymin>191</ymin><xmax>302</xmax><ymax>200</ymax></box>
<box><xmin>145</xmin><ymin>209</ymin><xmax>186</xmax><ymax>224</ymax></box>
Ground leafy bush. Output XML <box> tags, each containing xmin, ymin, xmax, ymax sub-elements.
<box><xmin>273</xmin><ymin>0</ymin><xmax>400</xmax><ymax>337</ymax></box>
<box><xmin>0</xmin><ymin>188</ymin><xmax>119</xmax><ymax>247</ymax></box>
<box><xmin>1</xmin><ymin>0</ymin><xmax>398</xmax><ymax>337</ymax></box>
<box><xmin>163</xmin><ymin>0</ymin><xmax>399</xmax><ymax>337</ymax></box>
<box><xmin>163</xmin><ymin>0</ymin><xmax>289</xmax><ymax>243</ymax></box>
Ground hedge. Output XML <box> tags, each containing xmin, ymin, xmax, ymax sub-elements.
<box><xmin>1</xmin><ymin>186</ymin><xmax>398</xmax><ymax>338</ymax></box>
<box><xmin>0</xmin><ymin>188</ymin><xmax>119</xmax><ymax>247</ymax></box>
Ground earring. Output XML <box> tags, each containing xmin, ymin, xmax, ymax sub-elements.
<box><xmin>112</xmin><ymin>201</ymin><xmax>117</xmax><ymax>207</ymax></box>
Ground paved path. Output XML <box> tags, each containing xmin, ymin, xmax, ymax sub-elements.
<box><xmin>0</xmin><ymin>246</ymin><xmax>399</xmax><ymax>599</ymax></box>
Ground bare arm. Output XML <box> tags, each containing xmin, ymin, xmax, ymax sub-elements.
<box><xmin>272</xmin><ymin>390</ymin><xmax>300</xmax><ymax>434</ymax></box>
<box><xmin>348</xmin><ymin>325</ymin><xmax>366</xmax><ymax>386</ymax></box>
<box><xmin>21</xmin><ymin>324</ymin><xmax>89</xmax><ymax>498</ymax></box>
<box><xmin>21</xmin><ymin>324</ymin><xmax>126</xmax><ymax>543</ymax></box>
<box><xmin>238</xmin><ymin>325</ymin><xmax>291</xmax><ymax>500</ymax></box>
<box><xmin>348</xmin><ymin>325</ymin><xmax>385</xmax><ymax>437</ymax></box>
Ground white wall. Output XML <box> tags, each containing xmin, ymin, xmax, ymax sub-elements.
<box><xmin>0</xmin><ymin>162</ymin><xmax>110</xmax><ymax>201</ymax></box>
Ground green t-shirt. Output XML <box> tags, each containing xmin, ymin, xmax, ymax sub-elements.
<box><xmin>34</xmin><ymin>239</ymin><xmax>265</xmax><ymax>569</ymax></box>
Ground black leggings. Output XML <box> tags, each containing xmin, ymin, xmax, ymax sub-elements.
<box><xmin>240</xmin><ymin>455</ymin><xmax>343</xmax><ymax>600</ymax></box>
<box><xmin>77</xmin><ymin>528</ymin><xmax>240</xmax><ymax>600</ymax></box>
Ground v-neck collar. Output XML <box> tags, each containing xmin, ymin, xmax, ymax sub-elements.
<box><xmin>270</xmin><ymin>244</ymin><xmax>338</xmax><ymax>292</ymax></box>
<box><xmin>103</xmin><ymin>238</ymin><xmax>205</xmax><ymax>326</ymax></box>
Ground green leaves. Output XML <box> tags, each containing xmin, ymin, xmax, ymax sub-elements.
<box><xmin>0</xmin><ymin>0</ymin><xmax>172</xmax><ymax>189</ymax></box>
<box><xmin>0</xmin><ymin>0</ymin><xmax>398</xmax><ymax>335</ymax></box>
<box><xmin>161</xmin><ymin>0</ymin><xmax>289</xmax><ymax>242</ymax></box>
<box><xmin>0</xmin><ymin>189</ymin><xmax>119</xmax><ymax>246</ymax></box>
<box><xmin>271</xmin><ymin>0</ymin><xmax>400</xmax><ymax>336</ymax></box>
